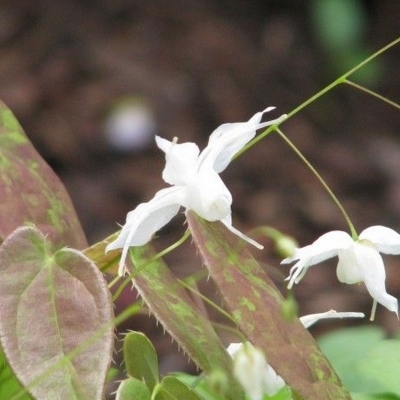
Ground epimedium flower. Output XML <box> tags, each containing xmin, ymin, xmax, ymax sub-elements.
<box><xmin>282</xmin><ymin>226</ymin><xmax>400</xmax><ymax>317</ymax></box>
<box><xmin>106</xmin><ymin>107</ymin><xmax>286</xmax><ymax>275</ymax></box>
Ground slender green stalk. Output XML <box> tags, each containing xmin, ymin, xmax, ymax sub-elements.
<box><xmin>344</xmin><ymin>79</ymin><xmax>400</xmax><ymax>111</ymax></box>
<box><xmin>285</xmin><ymin>37</ymin><xmax>400</xmax><ymax>120</ymax></box>
<box><xmin>112</xmin><ymin>230</ymin><xmax>191</xmax><ymax>302</ymax></box>
<box><xmin>149</xmin><ymin>229</ymin><xmax>191</xmax><ymax>262</ymax></box>
<box><xmin>276</xmin><ymin>127</ymin><xmax>358</xmax><ymax>239</ymax></box>
<box><xmin>237</xmin><ymin>38</ymin><xmax>400</xmax><ymax>238</ymax></box>
<box><xmin>237</xmin><ymin>36</ymin><xmax>400</xmax><ymax>157</ymax></box>
<box><xmin>178</xmin><ymin>277</ymin><xmax>238</xmax><ymax>324</ymax></box>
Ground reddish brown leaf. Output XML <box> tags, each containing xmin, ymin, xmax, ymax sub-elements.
<box><xmin>187</xmin><ymin>211</ymin><xmax>351</xmax><ymax>400</ymax></box>
<box><xmin>0</xmin><ymin>226</ymin><xmax>113</xmax><ymax>400</ymax></box>
<box><xmin>0</xmin><ymin>101</ymin><xmax>87</xmax><ymax>248</ymax></box>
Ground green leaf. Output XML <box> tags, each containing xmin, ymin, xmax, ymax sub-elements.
<box><xmin>116</xmin><ymin>378</ymin><xmax>152</xmax><ymax>400</ymax></box>
<box><xmin>356</xmin><ymin>339</ymin><xmax>400</xmax><ymax>395</ymax></box>
<box><xmin>154</xmin><ymin>376</ymin><xmax>203</xmax><ymax>400</ymax></box>
<box><xmin>186</xmin><ymin>211</ymin><xmax>351</xmax><ymax>400</ymax></box>
<box><xmin>0</xmin><ymin>226</ymin><xmax>114</xmax><ymax>400</ymax></box>
<box><xmin>318</xmin><ymin>326</ymin><xmax>385</xmax><ymax>393</ymax></box>
<box><xmin>0</xmin><ymin>348</ymin><xmax>33</xmax><ymax>400</ymax></box>
<box><xmin>129</xmin><ymin>245</ymin><xmax>244</xmax><ymax>400</ymax></box>
<box><xmin>123</xmin><ymin>331</ymin><xmax>159</xmax><ymax>390</ymax></box>
<box><xmin>173</xmin><ymin>372</ymin><xmax>231</xmax><ymax>400</ymax></box>
<box><xmin>351</xmin><ymin>394</ymin><xmax>400</xmax><ymax>400</ymax></box>
<box><xmin>0</xmin><ymin>100</ymin><xmax>87</xmax><ymax>248</ymax></box>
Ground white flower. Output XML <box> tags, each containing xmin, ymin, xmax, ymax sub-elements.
<box><xmin>282</xmin><ymin>226</ymin><xmax>400</xmax><ymax>316</ymax></box>
<box><xmin>106</xmin><ymin>108</ymin><xmax>286</xmax><ymax>275</ymax></box>
<box><xmin>227</xmin><ymin>342</ymin><xmax>285</xmax><ymax>400</ymax></box>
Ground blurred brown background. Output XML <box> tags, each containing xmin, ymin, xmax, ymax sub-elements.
<box><xmin>1</xmin><ymin>0</ymin><xmax>399</xmax><ymax>389</ymax></box>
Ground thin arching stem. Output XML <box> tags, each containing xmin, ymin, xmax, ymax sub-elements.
<box><xmin>276</xmin><ymin>127</ymin><xmax>358</xmax><ymax>239</ymax></box>
<box><xmin>237</xmin><ymin>36</ymin><xmax>400</xmax><ymax>158</ymax></box>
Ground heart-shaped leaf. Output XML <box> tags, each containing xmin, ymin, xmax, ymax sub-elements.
<box><xmin>0</xmin><ymin>101</ymin><xmax>87</xmax><ymax>248</ymax></box>
<box><xmin>0</xmin><ymin>226</ymin><xmax>114</xmax><ymax>400</ymax></box>
<box><xmin>187</xmin><ymin>211</ymin><xmax>351</xmax><ymax>400</ymax></box>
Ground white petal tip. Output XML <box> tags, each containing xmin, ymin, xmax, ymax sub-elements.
<box><xmin>285</xmin><ymin>279</ymin><xmax>294</xmax><ymax>290</ymax></box>
<box><xmin>263</xmin><ymin>106</ymin><xmax>276</xmax><ymax>113</ymax></box>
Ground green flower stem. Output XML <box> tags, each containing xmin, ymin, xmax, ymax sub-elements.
<box><xmin>149</xmin><ymin>229</ymin><xmax>191</xmax><ymax>262</ymax></box>
<box><xmin>112</xmin><ymin>230</ymin><xmax>191</xmax><ymax>302</ymax></box>
<box><xmin>237</xmin><ymin>36</ymin><xmax>400</xmax><ymax>157</ymax></box>
<box><xmin>284</xmin><ymin>36</ymin><xmax>400</xmax><ymax>121</ymax></box>
<box><xmin>344</xmin><ymin>79</ymin><xmax>400</xmax><ymax>111</ymax></box>
<box><xmin>236</xmin><ymin>38</ymin><xmax>400</xmax><ymax>238</ymax></box>
<box><xmin>178</xmin><ymin>277</ymin><xmax>238</xmax><ymax>325</ymax></box>
<box><xmin>276</xmin><ymin>127</ymin><xmax>358</xmax><ymax>240</ymax></box>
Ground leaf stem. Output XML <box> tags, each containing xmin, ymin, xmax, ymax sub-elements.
<box><xmin>276</xmin><ymin>127</ymin><xmax>358</xmax><ymax>239</ymax></box>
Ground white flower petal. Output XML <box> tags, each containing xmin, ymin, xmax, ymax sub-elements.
<box><xmin>155</xmin><ymin>136</ymin><xmax>200</xmax><ymax>185</ymax></box>
<box><xmin>226</xmin><ymin>342</ymin><xmax>243</xmax><ymax>357</ymax></box>
<box><xmin>300</xmin><ymin>310</ymin><xmax>365</xmax><ymax>329</ymax></box>
<box><xmin>282</xmin><ymin>231</ymin><xmax>353</xmax><ymax>264</ymax></box>
<box><xmin>263</xmin><ymin>365</ymin><xmax>286</xmax><ymax>397</ymax></box>
<box><xmin>337</xmin><ymin>246</ymin><xmax>364</xmax><ymax>284</ymax></box>
<box><xmin>360</xmin><ymin>225</ymin><xmax>400</xmax><ymax>255</ymax></box>
<box><xmin>199</xmin><ymin>108</ymin><xmax>286</xmax><ymax>173</ymax></box>
<box><xmin>282</xmin><ymin>231</ymin><xmax>353</xmax><ymax>288</ymax></box>
<box><xmin>220</xmin><ymin>218</ymin><xmax>264</xmax><ymax>250</ymax></box>
<box><xmin>353</xmin><ymin>242</ymin><xmax>399</xmax><ymax>315</ymax></box>
<box><xmin>106</xmin><ymin>186</ymin><xmax>185</xmax><ymax>275</ymax></box>
<box><xmin>184</xmin><ymin>169</ymin><xmax>232</xmax><ymax>221</ymax></box>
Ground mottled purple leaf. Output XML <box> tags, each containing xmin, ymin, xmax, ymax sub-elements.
<box><xmin>187</xmin><ymin>211</ymin><xmax>351</xmax><ymax>400</ymax></box>
<box><xmin>0</xmin><ymin>101</ymin><xmax>87</xmax><ymax>248</ymax></box>
<box><xmin>0</xmin><ymin>226</ymin><xmax>114</xmax><ymax>400</ymax></box>
<box><xmin>128</xmin><ymin>245</ymin><xmax>244</xmax><ymax>400</ymax></box>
